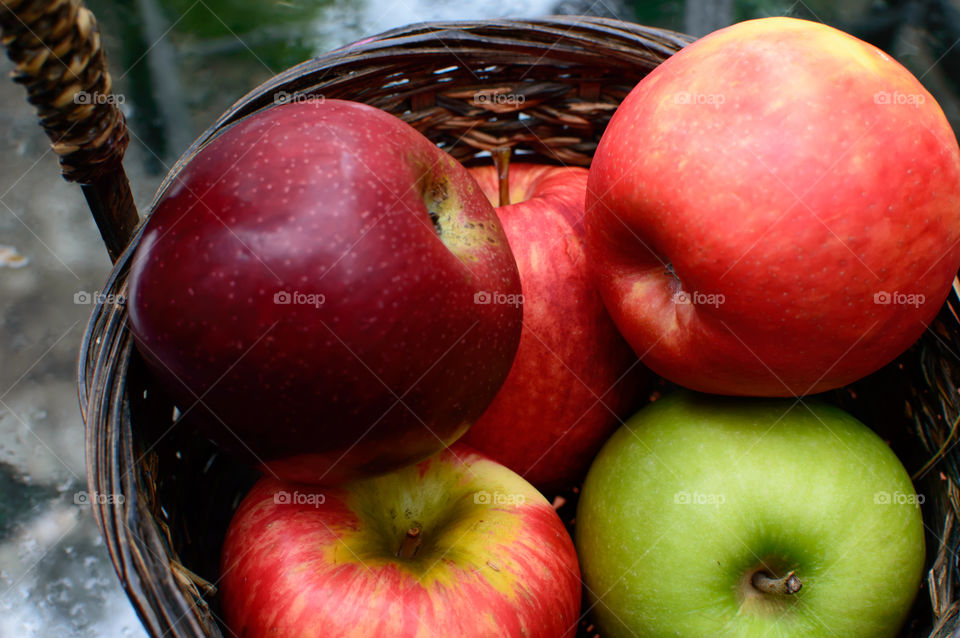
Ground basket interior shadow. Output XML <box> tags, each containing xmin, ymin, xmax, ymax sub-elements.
<box><xmin>76</xmin><ymin>17</ymin><xmax>960</xmax><ymax>638</ymax></box>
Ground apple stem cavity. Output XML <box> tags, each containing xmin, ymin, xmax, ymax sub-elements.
<box><xmin>398</xmin><ymin>525</ymin><xmax>422</xmax><ymax>559</ymax></box>
<box><xmin>492</xmin><ymin>146</ymin><xmax>512</xmax><ymax>207</ymax></box>
<box><xmin>752</xmin><ymin>570</ymin><xmax>802</xmax><ymax>596</ymax></box>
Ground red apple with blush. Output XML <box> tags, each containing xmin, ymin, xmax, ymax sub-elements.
<box><xmin>462</xmin><ymin>163</ymin><xmax>646</xmax><ymax>493</ymax></box>
<box><xmin>585</xmin><ymin>18</ymin><xmax>960</xmax><ymax>397</ymax></box>
<box><xmin>219</xmin><ymin>443</ymin><xmax>582</xmax><ymax>638</ymax></box>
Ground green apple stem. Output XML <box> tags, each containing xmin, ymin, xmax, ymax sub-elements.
<box><xmin>492</xmin><ymin>146</ymin><xmax>511</xmax><ymax>207</ymax></box>
<box><xmin>752</xmin><ymin>570</ymin><xmax>802</xmax><ymax>595</ymax></box>
<box><xmin>398</xmin><ymin>526</ymin><xmax>422</xmax><ymax>559</ymax></box>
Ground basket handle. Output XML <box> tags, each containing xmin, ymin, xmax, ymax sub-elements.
<box><xmin>1</xmin><ymin>0</ymin><xmax>139</xmax><ymax>262</ymax></box>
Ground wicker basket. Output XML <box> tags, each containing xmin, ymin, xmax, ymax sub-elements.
<box><xmin>4</xmin><ymin>1</ymin><xmax>960</xmax><ymax>636</ymax></box>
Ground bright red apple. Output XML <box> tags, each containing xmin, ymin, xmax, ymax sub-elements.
<box><xmin>219</xmin><ymin>443</ymin><xmax>582</xmax><ymax>638</ymax></box>
<box><xmin>127</xmin><ymin>99</ymin><xmax>522</xmax><ymax>483</ymax></box>
<box><xmin>462</xmin><ymin>163</ymin><xmax>645</xmax><ymax>492</ymax></box>
<box><xmin>586</xmin><ymin>17</ymin><xmax>960</xmax><ymax>397</ymax></box>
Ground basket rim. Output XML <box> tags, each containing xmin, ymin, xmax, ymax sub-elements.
<box><xmin>143</xmin><ymin>16</ymin><xmax>693</xmax><ymax>225</ymax></box>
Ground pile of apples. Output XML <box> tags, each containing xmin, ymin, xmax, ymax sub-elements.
<box><xmin>125</xmin><ymin>17</ymin><xmax>960</xmax><ymax>638</ymax></box>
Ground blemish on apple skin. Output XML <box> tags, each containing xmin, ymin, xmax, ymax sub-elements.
<box><xmin>427</xmin><ymin>210</ymin><xmax>441</xmax><ymax>235</ymax></box>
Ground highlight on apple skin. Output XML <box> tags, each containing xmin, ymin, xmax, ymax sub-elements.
<box><xmin>219</xmin><ymin>443</ymin><xmax>582</xmax><ymax>638</ymax></box>
<box><xmin>127</xmin><ymin>99</ymin><xmax>523</xmax><ymax>484</ymax></box>
<box><xmin>586</xmin><ymin>17</ymin><xmax>960</xmax><ymax>397</ymax></box>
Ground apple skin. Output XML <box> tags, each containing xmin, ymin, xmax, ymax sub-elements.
<box><xmin>576</xmin><ymin>392</ymin><xmax>925</xmax><ymax>637</ymax></box>
<box><xmin>462</xmin><ymin>164</ymin><xmax>646</xmax><ymax>492</ymax></box>
<box><xmin>127</xmin><ymin>99</ymin><xmax>522</xmax><ymax>483</ymax></box>
<box><xmin>586</xmin><ymin>17</ymin><xmax>960</xmax><ymax>396</ymax></box>
<box><xmin>219</xmin><ymin>442</ymin><xmax>582</xmax><ymax>638</ymax></box>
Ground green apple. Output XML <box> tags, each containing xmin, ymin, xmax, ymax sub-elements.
<box><xmin>576</xmin><ymin>392</ymin><xmax>925</xmax><ymax>637</ymax></box>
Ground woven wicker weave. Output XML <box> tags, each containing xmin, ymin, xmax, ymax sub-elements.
<box><xmin>3</xmin><ymin>1</ymin><xmax>959</xmax><ymax>636</ymax></box>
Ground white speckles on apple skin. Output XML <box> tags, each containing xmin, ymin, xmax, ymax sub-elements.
<box><xmin>128</xmin><ymin>99</ymin><xmax>522</xmax><ymax>483</ymax></box>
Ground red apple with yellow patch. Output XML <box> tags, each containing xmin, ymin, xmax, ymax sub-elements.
<box><xmin>462</xmin><ymin>164</ymin><xmax>645</xmax><ymax>492</ymax></box>
<box><xmin>586</xmin><ymin>17</ymin><xmax>960</xmax><ymax>396</ymax></box>
<box><xmin>219</xmin><ymin>443</ymin><xmax>581</xmax><ymax>638</ymax></box>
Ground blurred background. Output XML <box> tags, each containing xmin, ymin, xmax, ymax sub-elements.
<box><xmin>0</xmin><ymin>0</ymin><xmax>958</xmax><ymax>635</ymax></box>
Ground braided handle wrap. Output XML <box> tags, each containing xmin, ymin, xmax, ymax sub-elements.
<box><xmin>1</xmin><ymin>0</ymin><xmax>139</xmax><ymax>261</ymax></box>
<box><xmin>1</xmin><ymin>0</ymin><xmax>129</xmax><ymax>182</ymax></box>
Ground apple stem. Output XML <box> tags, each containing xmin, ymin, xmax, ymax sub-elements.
<box><xmin>752</xmin><ymin>570</ymin><xmax>802</xmax><ymax>595</ymax></box>
<box><xmin>492</xmin><ymin>146</ymin><xmax>511</xmax><ymax>207</ymax></box>
<box><xmin>397</xmin><ymin>526</ymin><xmax>422</xmax><ymax>559</ymax></box>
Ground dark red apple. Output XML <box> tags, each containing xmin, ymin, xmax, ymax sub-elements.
<box><xmin>127</xmin><ymin>99</ymin><xmax>522</xmax><ymax>483</ymax></box>
<box><xmin>461</xmin><ymin>164</ymin><xmax>645</xmax><ymax>492</ymax></box>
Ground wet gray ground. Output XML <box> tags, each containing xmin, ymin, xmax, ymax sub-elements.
<box><xmin>0</xmin><ymin>0</ymin><xmax>954</xmax><ymax>635</ymax></box>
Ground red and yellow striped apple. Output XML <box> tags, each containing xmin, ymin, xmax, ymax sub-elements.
<box><xmin>219</xmin><ymin>443</ymin><xmax>582</xmax><ymax>638</ymax></box>
<box><xmin>462</xmin><ymin>164</ymin><xmax>645</xmax><ymax>492</ymax></box>
<box><xmin>586</xmin><ymin>17</ymin><xmax>960</xmax><ymax>396</ymax></box>
<box><xmin>127</xmin><ymin>100</ymin><xmax>522</xmax><ymax>483</ymax></box>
